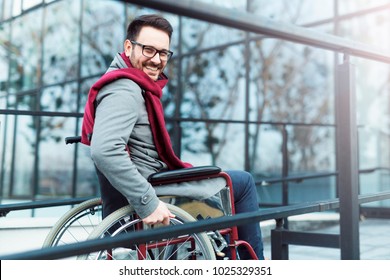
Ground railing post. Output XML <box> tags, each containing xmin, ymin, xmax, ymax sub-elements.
<box><xmin>281</xmin><ymin>125</ymin><xmax>289</xmax><ymax>229</ymax></box>
<box><xmin>271</xmin><ymin>218</ymin><xmax>289</xmax><ymax>260</ymax></box>
<box><xmin>335</xmin><ymin>54</ymin><xmax>360</xmax><ymax>259</ymax></box>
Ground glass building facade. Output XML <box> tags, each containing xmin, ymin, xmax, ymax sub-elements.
<box><xmin>0</xmin><ymin>0</ymin><xmax>389</xmax><ymax>212</ymax></box>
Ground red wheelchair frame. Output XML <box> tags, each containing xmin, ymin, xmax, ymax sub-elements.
<box><xmin>65</xmin><ymin>136</ymin><xmax>258</xmax><ymax>260</ymax></box>
<box><xmin>147</xmin><ymin>166</ymin><xmax>259</xmax><ymax>260</ymax></box>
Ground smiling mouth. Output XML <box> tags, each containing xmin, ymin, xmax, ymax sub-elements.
<box><xmin>145</xmin><ymin>66</ymin><xmax>158</xmax><ymax>71</ymax></box>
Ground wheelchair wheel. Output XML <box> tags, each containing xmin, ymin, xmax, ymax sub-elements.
<box><xmin>42</xmin><ymin>198</ymin><xmax>102</xmax><ymax>248</ymax></box>
<box><xmin>77</xmin><ymin>203</ymin><xmax>216</xmax><ymax>260</ymax></box>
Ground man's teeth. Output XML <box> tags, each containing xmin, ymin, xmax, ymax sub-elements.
<box><xmin>146</xmin><ymin>66</ymin><xmax>158</xmax><ymax>71</ymax></box>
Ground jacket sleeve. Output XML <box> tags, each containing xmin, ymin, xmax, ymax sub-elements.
<box><xmin>90</xmin><ymin>78</ymin><xmax>159</xmax><ymax>219</ymax></box>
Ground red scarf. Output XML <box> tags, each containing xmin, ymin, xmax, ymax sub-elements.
<box><xmin>81</xmin><ymin>53</ymin><xmax>192</xmax><ymax>170</ymax></box>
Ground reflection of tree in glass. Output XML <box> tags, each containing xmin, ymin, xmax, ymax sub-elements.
<box><xmin>250</xmin><ymin>39</ymin><xmax>332</xmax><ymax>173</ymax></box>
<box><xmin>178</xmin><ymin>2</ymin><xmax>333</xmax><ymax>172</ymax></box>
<box><xmin>182</xmin><ymin>46</ymin><xmax>243</xmax><ymax>165</ymax></box>
<box><xmin>251</xmin><ymin>1</ymin><xmax>333</xmax><ymax>174</ymax></box>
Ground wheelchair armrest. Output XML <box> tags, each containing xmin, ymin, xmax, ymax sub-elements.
<box><xmin>148</xmin><ymin>166</ymin><xmax>221</xmax><ymax>184</ymax></box>
<box><xmin>65</xmin><ymin>136</ymin><xmax>82</xmax><ymax>144</ymax></box>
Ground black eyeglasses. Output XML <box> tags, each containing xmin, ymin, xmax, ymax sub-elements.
<box><xmin>130</xmin><ymin>40</ymin><xmax>173</xmax><ymax>61</ymax></box>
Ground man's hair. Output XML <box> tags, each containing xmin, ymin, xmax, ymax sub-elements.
<box><xmin>126</xmin><ymin>14</ymin><xmax>173</xmax><ymax>41</ymax></box>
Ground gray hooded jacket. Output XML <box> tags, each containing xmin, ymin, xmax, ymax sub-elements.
<box><xmin>90</xmin><ymin>53</ymin><xmax>167</xmax><ymax>218</ymax></box>
<box><xmin>90</xmin><ymin>53</ymin><xmax>226</xmax><ymax>219</ymax></box>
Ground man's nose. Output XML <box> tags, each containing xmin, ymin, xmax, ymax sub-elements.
<box><xmin>151</xmin><ymin>52</ymin><xmax>162</xmax><ymax>63</ymax></box>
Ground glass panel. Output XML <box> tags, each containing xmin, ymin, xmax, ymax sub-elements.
<box><xmin>249</xmin><ymin>39</ymin><xmax>334</xmax><ymax>124</ymax></box>
<box><xmin>81</xmin><ymin>0</ymin><xmax>125</xmax><ymax>77</ymax></box>
<box><xmin>287</xmin><ymin>125</ymin><xmax>336</xmax><ymax>174</ymax></box>
<box><xmin>248</xmin><ymin>124</ymin><xmax>283</xmax><ymax>178</ymax></box>
<box><xmin>174</xmin><ymin>0</ymin><xmax>246</xmax><ymax>54</ymax></box>
<box><xmin>0</xmin><ymin>114</ymin><xmax>14</xmax><ymax>198</ymax></box>
<box><xmin>338</xmin><ymin>9</ymin><xmax>390</xmax><ymax>50</ymax></box>
<box><xmin>161</xmin><ymin>13</ymin><xmax>179</xmax><ymax>53</ymax></box>
<box><xmin>355</xmin><ymin>59</ymin><xmax>390</xmax><ymax>126</ymax></box>
<box><xmin>1</xmin><ymin>0</ymin><xmax>13</xmax><ymax>20</ymax></box>
<box><xmin>338</xmin><ymin>0</ymin><xmax>390</xmax><ymax>15</ymax></box>
<box><xmin>288</xmin><ymin>176</ymin><xmax>337</xmax><ymax>203</ymax></box>
<box><xmin>180</xmin><ymin>122</ymin><xmax>245</xmax><ymax>169</ymax></box>
<box><xmin>360</xmin><ymin>169</ymin><xmax>390</xmax><ymax>207</ymax></box>
<box><xmin>256</xmin><ymin>125</ymin><xmax>337</xmax><ymax>205</ymax></box>
<box><xmin>359</xmin><ymin>126</ymin><xmax>390</xmax><ymax>202</ymax></box>
<box><xmin>11</xmin><ymin>115</ymin><xmax>35</xmax><ymax>196</ymax></box>
<box><xmin>305</xmin><ymin>22</ymin><xmax>334</xmax><ymax>36</ymax></box>
<box><xmin>79</xmin><ymin>77</ymin><xmax>99</xmax><ymax>114</ymax></box>
<box><xmin>15</xmin><ymin>91</ymin><xmax>37</xmax><ymax>110</ymax></box>
<box><xmin>353</xmin><ymin>56</ymin><xmax>390</xmax><ymax>206</ymax></box>
<box><xmin>161</xmin><ymin>58</ymin><xmax>178</xmax><ymax>118</ymax></box>
<box><xmin>0</xmin><ymin>22</ymin><xmax>9</xmax><ymax>95</ymax></box>
<box><xmin>41</xmin><ymin>82</ymin><xmax>78</xmax><ymax>113</ymax></box>
<box><xmin>7</xmin><ymin>92</ymin><xmax>15</xmax><ymax>106</ymax></box>
<box><xmin>0</xmin><ymin>99</ymin><xmax>6</xmax><ymax>181</ymax></box>
<box><xmin>22</xmin><ymin>0</ymin><xmax>42</xmax><ymax>10</ymax></box>
<box><xmin>0</xmin><ymin>96</ymin><xmax>5</xmax><ymax>113</ymax></box>
<box><xmin>9</xmin><ymin>8</ymin><xmax>42</xmax><ymax>92</ymax></box>
<box><xmin>195</xmin><ymin>0</ymin><xmax>246</xmax><ymax>10</ymax></box>
<box><xmin>258</xmin><ymin>183</ymin><xmax>282</xmax><ymax>206</ymax></box>
<box><xmin>359</xmin><ymin>128</ymin><xmax>382</xmax><ymax>171</ymax></box>
<box><xmin>76</xmin><ymin>141</ymin><xmax>99</xmax><ymax>197</ymax></box>
<box><xmin>37</xmin><ymin>116</ymin><xmax>76</xmax><ymax>197</ymax></box>
<box><xmin>43</xmin><ymin>0</ymin><xmax>80</xmax><ymax>85</ymax></box>
<box><xmin>11</xmin><ymin>0</ymin><xmax>22</xmax><ymax>17</ymax></box>
<box><xmin>249</xmin><ymin>0</ymin><xmax>334</xmax><ymax>25</ymax></box>
<box><xmin>180</xmin><ymin>18</ymin><xmax>245</xmax><ymax>53</ymax></box>
<box><xmin>181</xmin><ymin>45</ymin><xmax>246</xmax><ymax>121</ymax></box>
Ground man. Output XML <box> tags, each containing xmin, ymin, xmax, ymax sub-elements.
<box><xmin>82</xmin><ymin>14</ymin><xmax>264</xmax><ymax>260</ymax></box>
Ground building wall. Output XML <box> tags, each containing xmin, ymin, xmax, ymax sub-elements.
<box><xmin>0</xmin><ymin>0</ymin><xmax>389</xmax><ymax>211</ymax></box>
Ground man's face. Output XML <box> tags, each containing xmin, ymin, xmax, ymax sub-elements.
<box><xmin>124</xmin><ymin>26</ymin><xmax>170</xmax><ymax>81</ymax></box>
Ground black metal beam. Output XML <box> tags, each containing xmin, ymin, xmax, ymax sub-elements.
<box><xmin>0</xmin><ymin>196</ymin><xmax>96</xmax><ymax>217</ymax></box>
<box><xmin>335</xmin><ymin>56</ymin><xmax>360</xmax><ymax>260</ymax></box>
<box><xmin>280</xmin><ymin>231</ymin><xmax>340</xmax><ymax>248</ymax></box>
<box><xmin>1</xmin><ymin>191</ymin><xmax>389</xmax><ymax>259</ymax></box>
<box><xmin>361</xmin><ymin>206</ymin><xmax>390</xmax><ymax>219</ymax></box>
<box><xmin>271</xmin><ymin>230</ymin><xmax>340</xmax><ymax>260</ymax></box>
<box><xmin>120</xmin><ymin>0</ymin><xmax>390</xmax><ymax>64</ymax></box>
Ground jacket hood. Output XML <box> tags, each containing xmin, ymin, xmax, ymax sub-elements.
<box><xmin>106</xmin><ymin>53</ymin><xmax>128</xmax><ymax>73</ymax></box>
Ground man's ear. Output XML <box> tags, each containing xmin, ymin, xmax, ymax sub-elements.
<box><xmin>124</xmin><ymin>39</ymin><xmax>132</xmax><ymax>56</ymax></box>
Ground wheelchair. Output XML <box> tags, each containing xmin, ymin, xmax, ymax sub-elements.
<box><xmin>43</xmin><ymin>136</ymin><xmax>258</xmax><ymax>260</ymax></box>
<box><xmin>42</xmin><ymin>197</ymin><xmax>102</xmax><ymax>248</ymax></box>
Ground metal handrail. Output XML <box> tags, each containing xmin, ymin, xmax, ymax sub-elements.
<box><xmin>259</xmin><ymin>167</ymin><xmax>390</xmax><ymax>185</ymax></box>
<box><xmin>258</xmin><ymin>172</ymin><xmax>338</xmax><ymax>186</ymax></box>
<box><xmin>1</xmin><ymin>191</ymin><xmax>389</xmax><ymax>260</ymax></box>
<box><xmin>0</xmin><ymin>196</ymin><xmax>96</xmax><ymax>217</ymax></box>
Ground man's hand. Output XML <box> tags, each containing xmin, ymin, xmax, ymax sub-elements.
<box><xmin>142</xmin><ymin>201</ymin><xmax>175</xmax><ymax>225</ymax></box>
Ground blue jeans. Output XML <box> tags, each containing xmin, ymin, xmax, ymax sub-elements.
<box><xmin>225</xmin><ymin>170</ymin><xmax>265</xmax><ymax>260</ymax></box>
